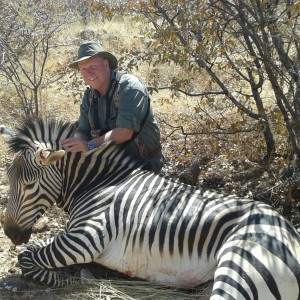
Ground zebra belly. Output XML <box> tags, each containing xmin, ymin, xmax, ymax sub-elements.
<box><xmin>93</xmin><ymin>244</ymin><xmax>216</xmax><ymax>288</ymax></box>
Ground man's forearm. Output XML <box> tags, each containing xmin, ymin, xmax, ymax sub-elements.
<box><xmin>93</xmin><ymin>128</ymin><xmax>134</xmax><ymax>146</ymax></box>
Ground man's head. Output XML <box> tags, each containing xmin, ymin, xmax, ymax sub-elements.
<box><xmin>69</xmin><ymin>41</ymin><xmax>118</xmax><ymax>70</ymax></box>
<box><xmin>69</xmin><ymin>41</ymin><xmax>118</xmax><ymax>93</ymax></box>
<box><xmin>78</xmin><ymin>55</ymin><xmax>111</xmax><ymax>93</ymax></box>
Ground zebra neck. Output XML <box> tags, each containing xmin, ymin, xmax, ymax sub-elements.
<box><xmin>56</xmin><ymin>150</ymin><xmax>143</xmax><ymax>209</ymax></box>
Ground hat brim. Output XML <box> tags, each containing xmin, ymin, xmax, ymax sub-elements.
<box><xmin>69</xmin><ymin>51</ymin><xmax>118</xmax><ymax>70</ymax></box>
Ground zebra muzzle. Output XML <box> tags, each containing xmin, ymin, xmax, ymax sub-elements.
<box><xmin>4</xmin><ymin>219</ymin><xmax>32</xmax><ymax>245</ymax></box>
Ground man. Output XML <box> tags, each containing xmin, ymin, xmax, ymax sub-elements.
<box><xmin>62</xmin><ymin>41</ymin><xmax>164</xmax><ymax>172</ymax></box>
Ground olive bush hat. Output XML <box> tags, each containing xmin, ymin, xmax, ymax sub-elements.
<box><xmin>69</xmin><ymin>41</ymin><xmax>118</xmax><ymax>70</ymax></box>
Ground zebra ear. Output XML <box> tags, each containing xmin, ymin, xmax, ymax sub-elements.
<box><xmin>35</xmin><ymin>148</ymin><xmax>66</xmax><ymax>165</ymax></box>
<box><xmin>0</xmin><ymin>125</ymin><xmax>14</xmax><ymax>142</ymax></box>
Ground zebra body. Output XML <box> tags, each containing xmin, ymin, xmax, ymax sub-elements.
<box><xmin>2</xmin><ymin>118</ymin><xmax>300</xmax><ymax>299</ymax></box>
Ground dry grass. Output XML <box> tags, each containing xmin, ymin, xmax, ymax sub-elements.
<box><xmin>53</xmin><ymin>279</ymin><xmax>211</xmax><ymax>300</ymax></box>
<box><xmin>0</xmin><ymin>277</ymin><xmax>212</xmax><ymax>300</ymax></box>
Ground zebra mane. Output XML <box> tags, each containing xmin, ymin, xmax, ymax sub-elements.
<box><xmin>7</xmin><ymin>117</ymin><xmax>77</xmax><ymax>154</ymax></box>
<box><xmin>7</xmin><ymin>116</ymin><xmax>146</xmax><ymax>172</ymax></box>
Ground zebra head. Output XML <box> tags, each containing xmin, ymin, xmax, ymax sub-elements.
<box><xmin>1</xmin><ymin>118</ymin><xmax>76</xmax><ymax>245</ymax></box>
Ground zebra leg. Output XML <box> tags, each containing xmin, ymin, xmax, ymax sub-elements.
<box><xmin>210</xmin><ymin>236</ymin><xmax>300</xmax><ymax>300</ymax></box>
<box><xmin>18</xmin><ymin>248</ymin><xmax>79</xmax><ymax>286</ymax></box>
<box><xmin>18</xmin><ymin>234</ymin><xmax>98</xmax><ymax>286</ymax></box>
<box><xmin>17</xmin><ymin>238</ymin><xmax>86</xmax><ymax>286</ymax></box>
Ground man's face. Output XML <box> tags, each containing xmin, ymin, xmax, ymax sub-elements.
<box><xmin>78</xmin><ymin>56</ymin><xmax>110</xmax><ymax>93</ymax></box>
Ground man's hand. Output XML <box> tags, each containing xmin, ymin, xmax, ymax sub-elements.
<box><xmin>62</xmin><ymin>137</ymin><xmax>89</xmax><ymax>153</ymax></box>
<box><xmin>62</xmin><ymin>127</ymin><xmax>134</xmax><ymax>153</ymax></box>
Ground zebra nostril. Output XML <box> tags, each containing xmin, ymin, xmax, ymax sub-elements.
<box><xmin>12</xmin><ymin>233</ymin><xmax>21</xmax><ymax>245</ymax></box>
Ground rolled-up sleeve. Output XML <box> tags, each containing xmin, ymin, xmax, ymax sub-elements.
<box><xmin>116</xmin><ymin>80</ymin><xmax>148</xmax><ymax>133</ymax></box>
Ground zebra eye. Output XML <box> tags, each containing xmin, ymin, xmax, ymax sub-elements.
<box><xmin>22</xmin><ymin>182</ymin><xmax>36</xmax><ymax>190</ymax></box>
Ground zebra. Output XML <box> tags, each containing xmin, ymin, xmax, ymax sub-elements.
<box><xmin>1</xmin><ymin>117</ymin><xmax>300</xmax><ymax>299</ymax></box>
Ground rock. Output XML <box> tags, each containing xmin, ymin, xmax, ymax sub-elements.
<box><xmin>8</xmin><ymin>268</ymin><xmax>17</xmax><ymax>274</ymax></box>
<box><xmin>0</xmin><ymin>207</ymin><xmax>5</xmax><ymax>223</ymax></box>
<box><xmin>32</xmin><ymin>217</ymin><xmax>49</xmax><ymax>233</ymax></box>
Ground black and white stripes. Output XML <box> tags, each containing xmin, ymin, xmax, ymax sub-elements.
<box><xmin>2</xmin><ymin>117</ymin><xmax>300</xmax><ymax>299</ymax></box>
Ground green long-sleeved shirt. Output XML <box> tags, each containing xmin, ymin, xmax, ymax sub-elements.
<box><xmin>77</xmin><ymin>70</ymin><xmax>164</xmax><ymax>172</ymax></box>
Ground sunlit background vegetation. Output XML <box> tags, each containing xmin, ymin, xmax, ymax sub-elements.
<box><xmin>1</xmin><ymin>0</ymin><xmax>300</xmax><ymax>298</ymax></box>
